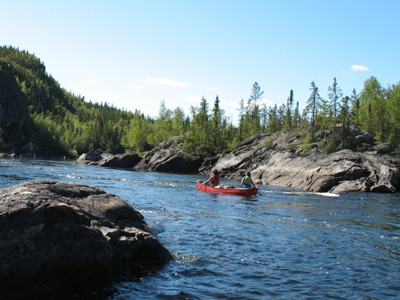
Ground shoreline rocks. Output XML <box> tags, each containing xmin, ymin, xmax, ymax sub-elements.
<box><xmin>77</xmin><ymin>141</ymin><xmax>204</xmax><ymax>174</ymax></box>
<box><xmin>74</xmin><ymin>130</ymin><xmax>400</xmax><ymax>193</ymax></box>
<box><xmin>77</xmin><ymin>148</ymin><xmax>142</xmax><ymax>169</ymax></box>
<box><xmin>0</xmin><ymin>180</ymin><xmax>171</xmax><ymax>299</ymax></box>
<box><xmin>213</xmin><ymin>132</ymin><xmax>400</xmax><ymax>194</ymax></box>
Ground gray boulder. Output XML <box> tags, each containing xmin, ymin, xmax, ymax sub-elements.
<box><xmin>0</xmin><ymin>180</ymin><xmax>171</xmax><ymax>299</ymax></box>
<box><xmin>77</xmin><ymin>150</ymin><xmax>142</xmax><ymax>169</ymax></box>
<box><xmin>97</xmin><ymin>153</ymin><xmax>142</xmax><ymax>169</ymax></box>
<box><xmin>120</xmin><ymin>153</ymin><xmax>142</xmax><ymax>168</ymax></box>
<box><xmin>98</xmin><ymin>155</ymin><xmax>126</xmax><ymax>168</ymax></box>
<box><xmin>76</xmin><ymin>149</ymin><xmax>104</xmax><ymax>164</ymax></box>
<box><xmin>135</xmin><ymin>139</ymin><xmax>202</xmax><ymax>173</ymax></box>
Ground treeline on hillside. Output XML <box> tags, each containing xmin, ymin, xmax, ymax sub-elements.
<box><xmin>0</xmin><ymin>46</ymin><xmax>399</xmax><ymax>157</ymax></box>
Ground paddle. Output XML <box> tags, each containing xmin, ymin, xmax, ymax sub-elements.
<box><xmin>254</xmin><ymin>186</ymin><xmax>262</xmax><ymax>196</ymax></box>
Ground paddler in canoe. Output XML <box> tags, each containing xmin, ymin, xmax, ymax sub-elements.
<box><xmin>241</xmin><ymin>171</ymin><xmax>257</xmax><ymax>188</ymax></box>
<box><xmin>197</xmin><ymin>169</ymin><xmax>258</xmax><ymax>196</ymax></box>
<box><xmin>201</xmin><ymin>169</ymin><xmax>220</xmax><ymax>187</ymax></box>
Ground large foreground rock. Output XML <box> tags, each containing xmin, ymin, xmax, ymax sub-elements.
<box><xmin>0</xmin><ymin>181</ymin><xmax>171</xmax><ymax>299</ymax></box>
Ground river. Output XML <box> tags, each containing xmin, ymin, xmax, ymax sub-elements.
<box><xmin>1</xmin><ymin>158</ymin><xmax>399</xmax><ymax>300</ymax></box>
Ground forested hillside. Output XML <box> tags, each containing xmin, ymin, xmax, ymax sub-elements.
<box><xmin>0</xmin><ymin>46</ymin><xmax>399</xmax><ymax>158</ymax></box>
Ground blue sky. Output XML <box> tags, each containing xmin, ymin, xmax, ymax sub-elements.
<box><xmin>2</xmin><ymin>0</ymin><xmax>399</xmax><ymax>123</ymax></box>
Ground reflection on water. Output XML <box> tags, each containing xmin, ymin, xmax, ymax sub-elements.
<box><xmin>1</xmin><ymin>158</ymin><xmax>400</xmax><ymax>300</ymax></box>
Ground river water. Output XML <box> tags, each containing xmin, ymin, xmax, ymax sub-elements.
<box><xmin>1</xmin><ymin>158</ymin><xmax>399</xmax><ymax>300</ymax></box>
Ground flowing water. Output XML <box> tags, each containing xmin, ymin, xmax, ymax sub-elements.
<box><xmin>1</xmin><ymin>158</ymin><xmax>399</xmax><ymax>300</ymax></box>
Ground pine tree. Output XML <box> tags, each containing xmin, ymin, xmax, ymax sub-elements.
<box><xmin>237</xmin><ymin>99</ymin><xmax>245</xmax><ymax>141</ymax></box>
<box><xmin>305</xmin><ymin>81</ymin><xmax>322</xmax><ymax>140</ymax></box>
<box><xmin>248</xmin><ymin>82</ymin><xmax>263</xmax><ymax>135</ymax></box>
<box><xmin>350</xmin><ymin>89</ymin><xmax>360</xmax><ymax>126</ymax></box>
<box><xmin>327</xmin><ymin>77</ymin><xmax>342</xmax><ymax>120</ymax></box>
<box><xmin>293</xmin><ymin>101</ymin><xmax>301</xmax><ymax>128</ymax></box>
<box><xmin>211</xmin><ymin>96</ymin><xmax>223</xmax><ymax>149</ymax></box>
<box><xmin>282</xmin><ymin>89</ymin><xmax>294</xmax><ymax>131</ymax></box>
<box><xmin>339</xmin><ymin>96</ymin><xmax>352</xmax><ymax>149</ymax></box>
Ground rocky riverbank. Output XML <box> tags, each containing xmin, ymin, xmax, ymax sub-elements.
<box><xmin>214</xmin><ymin>130</ymin><xmax>399</xmax><ymax>193</ymax></box>
<box><xmin>216</xmin><ymin>136</ymin><xmax>400</xmax><ymax>194</ymax></box>
<box><xmin>75</xmin><ymin>129</ymin><xmax>400</xmax><ymax>194</ymax></box>
<box><xmin>0</xmin><ymin>180</ymin><xmax>171</xmax><ymax>299</ymax></box>
<box><xmin>76</xmin><ymin>139</ymin><xmax>204</xmax><ymax>174</ymax></box>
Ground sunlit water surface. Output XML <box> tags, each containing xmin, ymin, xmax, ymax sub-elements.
<box><xmin>1</xmin><ymin>158</ymin><xmax>399</xmax><ymax>300</ymax></box>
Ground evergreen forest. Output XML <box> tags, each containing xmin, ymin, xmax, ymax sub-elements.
<box><xmin>1</xmin><ymin>46</ymin><xmax>399</xmax><ymax>158</ymax></box>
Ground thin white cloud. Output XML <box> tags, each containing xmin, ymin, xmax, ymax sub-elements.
<box><xmin>185</xmin><ymin>96</ymin><xmax>202</xmax><ymax>104</ymax></box>
<box><xmin>129</xmin><ymin>84</ymin><xmax>146</xmax><ymax>90</ymax></box>
<box><xmin>247</xmin><ymin>97</ymin><xmax>275</xmax><ymax>109</ymax></box>
<box><xmin>208</xmin><ymin>86</ymin><xmax>219</xmax><ymax>91</ymax></box>
<box><xmin>82</xmin><ymin>78</ymin><xmax>98</xmax><ymax>84</ymax></box>
<box><xmin>351</xmin><ymin>64</ymin><xmax>370</xmax><ymax>72</ymax></box>
<box><xmin>145</xmin><ymin>77</ymin><xmax>189</xmax><ymax>88</ymax></box>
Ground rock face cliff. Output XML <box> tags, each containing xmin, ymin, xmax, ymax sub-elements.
<box><xmin>213</xmin><ymin>131</ymin><xmax>400</xmax><ymax>193</ymax></box>
<box><xmin>0</xmin><ymin>61</ymin><xmax>29</xmax><ymax>147</ymax></box>
<box><xmin>0</xmin><ymin>181</ymin><xmax>171</xmax><ymax>299</ymax></box>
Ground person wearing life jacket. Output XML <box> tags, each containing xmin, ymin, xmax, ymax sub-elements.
<box><xmin>241</xmin><ymin>171</ymin><xmax>256</xmax><ymax>188</ymax></box>
<box><xmin>203</xmin><ymin>169</ymin><xmax>220</xmax><ymax>187</ymax></box>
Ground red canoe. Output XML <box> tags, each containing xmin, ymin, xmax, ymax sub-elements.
<box><xmin>197</xmin><ymin>181</ymin><xmax>257</xmax><ymax>196</ymax></box>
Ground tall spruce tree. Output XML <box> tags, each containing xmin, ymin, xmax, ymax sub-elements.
<box><xmin>283</xmin><ymin>89</ymin><xmax>294</xmax><ymax>131</ymax></box>
<box><xmin>248</xmin><ymin>82</ymin><xmax>263</xmax><ymax>134</ymax></box>
<box><xmin>350</xmin><ymin>89</ymin><xmax>360</xmax><ymax>126</ymax></box>
<box><xmin>305</xmin><ymin>81</ymin><xmax>322</xmax><ymax>140</ymax></box>
<box><xmin>339</xmin><ymin>96</ymin><xmax>352</xmax><ymax>149</ymax></box>
<box><xmin>211</xmin><ymin>96</ymin><xmax>223</xmax><ymax>149</ymax></box>
<box><xmin>328</xmin><ymin>77</ymin><xmax>342</xmax><ymax>120</ymax></box>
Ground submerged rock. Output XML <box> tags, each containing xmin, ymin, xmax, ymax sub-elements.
<box><xmin>0</xmin><ymin>180</ymin><xmax>171</xmax><ymax>299</ymax></box>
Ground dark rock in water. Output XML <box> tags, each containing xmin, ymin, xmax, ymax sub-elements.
<box><xmin>0</xmin><ymin>180</ymin><xmax>171</xmax><ymax>299</ymax></box>
<box><xmin>97</xmin><ymin>153</ymin><xmax>142</xmax><ymax>169</ymax></box>
<box><xmin>120</xmin><ymin>153</ymin><xmax>142</xmax><ymax>168</ymax></box>
<box><xmin>77</xmin><ymin>149</ymin><xmax>142</xmax><ymax>169</ymax></box>
<box><xmin>136</xmin><ymin>152</ymin><xmax>201</xmax><ymax>173</ymax></box>
<box><xmin>135</xmin><ymin>139</ymin><xmax>202</xmax><ymax>173</ymax></box>
<box><xmin>98</xmin><ymin>155</ymin><xmax>126</xmax><ymax>168</ymax></box>
<box><xmin>76</xmin><ymin>140</ymin><xmax>202</xmax><ymax>174</ymax></box>
<box><xmin>76</xmin><ymin>148</ymin><xmax>104</xmax><ymax>164</ymax></box>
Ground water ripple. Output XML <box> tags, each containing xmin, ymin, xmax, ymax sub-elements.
<box><xmin>1</xmin><ymin>158</ymin><xmax>400</xmax><ymax>300</ymax></box>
